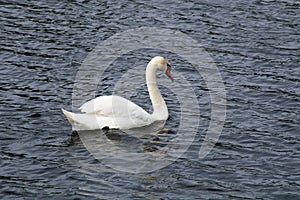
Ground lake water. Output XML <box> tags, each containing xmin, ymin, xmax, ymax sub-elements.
<box><xmin>1</xmin><ymin>0</ymin><xmax>299</xmax><ymax>199</ymax></box>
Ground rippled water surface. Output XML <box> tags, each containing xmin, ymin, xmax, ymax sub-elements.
<box><xmin>1</xmin><ymin>0</ymin><xmax>299</xmax><ymax>199</ymax></box>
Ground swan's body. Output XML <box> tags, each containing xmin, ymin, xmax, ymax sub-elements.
<box><xmin>62</xmin><ymin>56</ymin><xmax>173</xmax><ymax>130</ymax></box>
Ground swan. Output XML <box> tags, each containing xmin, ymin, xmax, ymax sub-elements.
<box><xmin>62</xmin><ymin>56</ymin><xmax>174</xmax><ymax>130</ymax></box>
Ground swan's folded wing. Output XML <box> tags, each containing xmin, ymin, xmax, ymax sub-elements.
<box><xmin>129</xmin><ymin>106</ymin><xmax>153</xmax><ymax>126</ymax></box>
<box><xmin>79</xmin><ymin>95</ymin><xmax>153</xmax><ymax>128</ymax></box>
<box><xmin>79</xmin><ymin>96</ymin><xmax>114</xmax><ymax>116</ymax></box>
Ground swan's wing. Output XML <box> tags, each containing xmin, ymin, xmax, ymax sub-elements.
<box><xmin>79</xmin><ymin>96</ymin><xmax>153</xmax><ymax>126</ymax></box>
<box><xmin>79</xmin><ymin>96</ymin><xmax>115</xmax><ymax>116</ymax></box>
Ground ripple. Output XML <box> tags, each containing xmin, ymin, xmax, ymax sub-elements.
<box><xmin>0</xmin><ymin>0</ymin><xmax>299</xmax><ymax>199</ymax></box>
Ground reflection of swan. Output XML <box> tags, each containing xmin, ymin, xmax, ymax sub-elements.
<box><xmin>62</xmin><ymin>56</ymin><xmax>173</xmax><ymax>130</ymax></box>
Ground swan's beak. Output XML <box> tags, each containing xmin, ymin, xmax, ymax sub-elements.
<box><xmin>166</xmin><ymin>64</ymin><xmax>174</xmax><ymax>82</ymax></box>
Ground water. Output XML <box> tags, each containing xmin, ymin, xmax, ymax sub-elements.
<box><xmin>1</xmin><ymin>0</ymin><xmax>299</xmax><ymax>199</ymax></box>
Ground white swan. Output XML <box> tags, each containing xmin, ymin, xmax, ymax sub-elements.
<box><xmin>62</xmin><ymin>56</ymin><xmax>173</xmax><ymax>130</ymax></box>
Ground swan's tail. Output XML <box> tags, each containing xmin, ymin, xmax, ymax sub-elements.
<box><xmin>61</xmin><ymin>109</ymin><xmax>76</xmax><ymax>123</ymax></box>
<box><xmin>61</xmin><ymin>109</ymin><xmax>111</xmax><ymax>130</ymax></box>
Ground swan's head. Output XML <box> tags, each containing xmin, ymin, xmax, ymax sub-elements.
<box><xmin>149</xmin><ymin>56</ymin><xmax>174</xmax><ymax>81</ymax></box>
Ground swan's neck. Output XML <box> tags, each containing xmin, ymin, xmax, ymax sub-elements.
<box><xmin>146</xmin><ymin>63</ymin><xmax>169</xmax><ymax>120</ymax></box>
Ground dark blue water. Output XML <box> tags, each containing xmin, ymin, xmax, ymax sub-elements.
<box><xmin>1</xmin><ymin>0</ymin><xmax>299</xmax><ymax>199</ymax></box>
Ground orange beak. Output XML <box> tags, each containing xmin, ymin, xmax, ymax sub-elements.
<box><xmin>166</xmin><ymin>63</ymin><xmax>174</xmax><ymax>82</ymax></box>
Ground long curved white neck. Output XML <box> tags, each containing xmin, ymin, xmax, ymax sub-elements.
<box><xmin>146</xmin><ymin>63</ymin><xmax>169</xmax><ymax>120</ymax></box>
